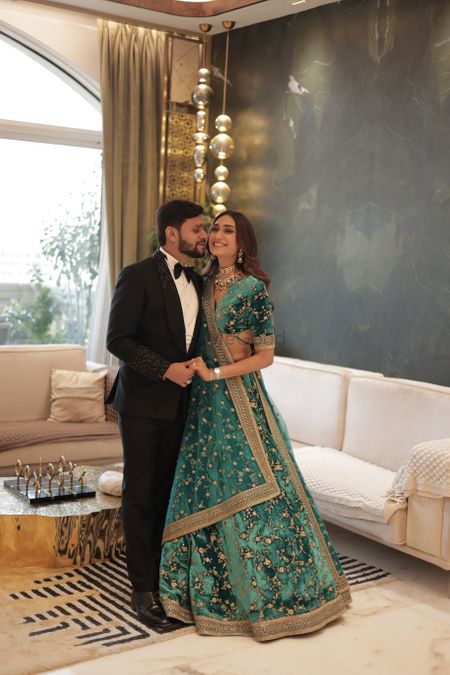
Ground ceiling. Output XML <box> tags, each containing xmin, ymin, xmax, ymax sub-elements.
<box><xmin>29</xmin><ymin>0</ymin><xmax>339</xmax><ymax>34</ymax></box>
<box><xmin>109</xmin><ymin>1</ymin><xmax>270</xmax><ymax>17</ymax></box>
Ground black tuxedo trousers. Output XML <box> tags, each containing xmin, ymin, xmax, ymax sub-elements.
<box><xmin>118</xmin><ymin>400</ymin><xmax>188</xmax><ymax>591</ymax></box>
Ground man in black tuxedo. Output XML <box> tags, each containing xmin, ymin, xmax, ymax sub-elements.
<box><xmin>106</xmin><ymin>200</ymin><xmax>206</xmax><ymax>628</ymax></box>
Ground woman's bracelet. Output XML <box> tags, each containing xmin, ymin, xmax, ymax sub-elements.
<box><xmin>209</xmin><ymin>367</ymin><xmax>221</xmax><ymax>382</ymax></box>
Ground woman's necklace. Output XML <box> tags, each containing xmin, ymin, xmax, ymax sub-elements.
<box><xmin>214</xmin><ymin>264</ymin><xmax>241</xmax><ymax>291</ymax></box>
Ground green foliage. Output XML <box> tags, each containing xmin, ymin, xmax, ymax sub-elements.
<box><xmin>4</xmin><ymin>166</ymin><xmax>101</xmax><ymax>346</ymax></box>
<box><xmin>3</xmin><ymin>266</ymin><xmax>63</xmax><ymax>344</ymax></box>
<box><xmin>41</xmin><ymin>181</ymin><xmax>100</xmax><ymax>345</ymax></box>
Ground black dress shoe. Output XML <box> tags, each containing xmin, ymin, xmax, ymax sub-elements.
<box><xmin>131</xmin><ymin>590</ymin><xmax>180</xmax><ymax>629</ymax></box>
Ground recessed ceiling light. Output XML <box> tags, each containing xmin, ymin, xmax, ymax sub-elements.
<box><xmin>291</xmin><ymin>1</ymin><xmax>306</xmax><ymax>5</ymax></box>
<box><xmin>176</xmin><ymin>1</ymin><xmax>216</xmax><ymax>3</ymax></box>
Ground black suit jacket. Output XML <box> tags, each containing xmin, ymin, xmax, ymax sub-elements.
<box><xmin>106</xmin><ymin>250</ymin><xmax>203</xmax><ymax>420</ymax></box>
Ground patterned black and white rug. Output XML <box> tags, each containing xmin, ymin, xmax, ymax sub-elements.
<box><xmin>1</xmin><ymin>552</ymin><xmax>391</xmax><ymax>674</ymax></box>
<box><xmin>11</xmin><ymin>554</ymin><xmax>168</xmax><ymax>648</ymax></box>
<box><xmin>337</xmin><ymin>553</ymin><xmax>391</xmax><ymax>588</ymax></box>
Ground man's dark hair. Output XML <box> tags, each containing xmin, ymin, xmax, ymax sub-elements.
<box><xmin>156</xmin><ymin>200</ymin><xmax>204</xmax><ymax>245</ymax></box>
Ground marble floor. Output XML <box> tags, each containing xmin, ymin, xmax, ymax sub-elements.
<box><xmin>44</xmin><ymin>525</ymin><xmax>450</xmax><ymax>675</ymax></box>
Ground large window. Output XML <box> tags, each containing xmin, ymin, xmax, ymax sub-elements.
<box><xmin>0</xmin><ymin>33</ymin><xmax>102</xmax><ymax>346</ymax></box>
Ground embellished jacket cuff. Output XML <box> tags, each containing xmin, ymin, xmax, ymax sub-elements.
<box><xmin>129</xmin><ymin>345</ymin><xmax>170</xmax><ymax>381</ymax></box>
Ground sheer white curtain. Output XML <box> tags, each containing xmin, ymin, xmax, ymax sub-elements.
<box><xmin>87</xmin><ymin>197</ymin><xmax>112</xmax><ymax>365</ymax></box>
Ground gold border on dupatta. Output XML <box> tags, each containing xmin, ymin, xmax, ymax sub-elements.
<box><xmin>161</xmin><ymin>593</ymin><xmax>348</xmax><ymax>641</ymax></box>
<box><xmin>162</xmin><ymin>280</ymin><xmax>280</xmax><ymax>543</ymax></box>
<box><xmin>254</xmin><ymin>375</ymin><xmax>351</xmax><ymax>605</ymax></box>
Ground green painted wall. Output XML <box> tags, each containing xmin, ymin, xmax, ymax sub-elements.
<box><xmin>211</xmin><ymin>0</ymin><xmax>450</xmax><ymax>385</ymax></box>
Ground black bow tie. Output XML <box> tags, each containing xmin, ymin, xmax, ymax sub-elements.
<box><xmin>174</xmin><ymin>262</ymin><xmax>195</xmax><ymax>283</ymax></box>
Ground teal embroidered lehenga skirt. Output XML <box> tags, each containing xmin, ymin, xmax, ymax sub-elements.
<box><xmin>160</xmin><ymin>277</ymin><xmax>351</xmax><ymax>641</ymax></box>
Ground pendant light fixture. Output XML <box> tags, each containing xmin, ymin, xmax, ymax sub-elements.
<box><xmin>209</xmin><ymin>20</ymin><xmax>235</xmax><ymax>216</ymax></box>
<box><xmin>191</xmin><ymin>24</ymin><xmax>213</xmax><ymax>200</ymax></box>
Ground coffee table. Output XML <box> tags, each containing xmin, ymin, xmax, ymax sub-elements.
<box><xmin>0</xmin><ymin>465</ymin><xmax>125</xmax><ymax>568</ymax></box>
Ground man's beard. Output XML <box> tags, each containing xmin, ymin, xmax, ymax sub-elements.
<box><xmin>179</xmin><ymin>238</ymin><xmax>205</xmax><ymax>259</ymax></box>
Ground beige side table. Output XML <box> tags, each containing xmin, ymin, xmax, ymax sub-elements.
<box><xmin>0</xmin><ymin>465</ymin><xmax>124</xmax><ymax>568</ymax></box>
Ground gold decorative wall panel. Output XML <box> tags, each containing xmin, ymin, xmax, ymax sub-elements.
<box><xmin>165</xmin><ymin>111</ymin><xmax>196</xmax><ymax>201</ymax></box>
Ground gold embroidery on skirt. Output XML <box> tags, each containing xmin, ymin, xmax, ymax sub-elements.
<box><xmin>161</xmin><ymin>593</ymin><xmax>349</xmax><ymax>641</ymax></box>
<box><xmin>254</xmin><ymin>374</ymin><xmax>351</xmax><ymax>603</ymax></box>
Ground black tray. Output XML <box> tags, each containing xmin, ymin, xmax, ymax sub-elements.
<box><xmin>3</xmin><ymin>478</ymin><xmax>96</xmax><ymax>505</ymax></box>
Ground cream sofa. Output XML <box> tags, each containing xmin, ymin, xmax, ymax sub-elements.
<box><xmin>0</xmin><ymin>344</ymin><xmax>122</xmax><ymax>476</ymax></box>
<box><xmin>263</xmin><ymin>356</ymin><xmax>450</xmax><ymax>572</ymax></box>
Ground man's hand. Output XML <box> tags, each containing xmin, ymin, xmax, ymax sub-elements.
<box><xmin>163</xmin><ymin>361</ymin><xmax>195</xmax><ymax>387</ymax></box>
<box><xmin>190</xmin><ymin>357</ymin><xmax>212</xmax><ymax>382</ymax></box>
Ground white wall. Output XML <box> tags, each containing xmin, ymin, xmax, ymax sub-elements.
<box><xmin>0</xmin><ymin>0</ymin><xmax>99</xmax><ymax>84</ymax></box>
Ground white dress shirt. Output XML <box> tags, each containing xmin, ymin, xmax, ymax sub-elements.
<box><xmin>160</xmin><ymin>247</ymin><xmax>199</xmax><ymax>352</ymax></box>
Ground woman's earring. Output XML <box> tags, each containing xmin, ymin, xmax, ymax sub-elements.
<box><xmin>237</xmin><ymin>249</ymin><xmax>244</xmax><ymax>265</ymax></box>
<box><xmin>209</xmin><ymin>253</ymin><xmax>216</xmax><ymax>260</ymax></box>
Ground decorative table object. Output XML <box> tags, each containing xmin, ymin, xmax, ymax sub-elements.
<box><xmin>4</xmin><ymin>457</ymin><xmax>95</xmax><ymax>505</ymax></box>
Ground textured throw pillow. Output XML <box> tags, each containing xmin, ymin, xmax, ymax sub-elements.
<box><xmin>48</xmin><ymin>369</ymin><xmax>107</xmax><ymax>423</ymax></box>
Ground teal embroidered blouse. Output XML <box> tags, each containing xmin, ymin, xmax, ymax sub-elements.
<box><xmin>215</xmin><ymin>275</ymin><xmax>275</xmax><ymax>350</ymax></box>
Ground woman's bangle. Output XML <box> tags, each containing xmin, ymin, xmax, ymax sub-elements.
<box><xmin>214</xmin><ymin>367</ymin><xmax>221</xmax><ymax>380</ymax></box>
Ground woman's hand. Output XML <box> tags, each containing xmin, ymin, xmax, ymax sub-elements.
<box><xmin>190</xmin><ymin>357</ymin><xmax>213</xmax><ymax>382</ymax></box>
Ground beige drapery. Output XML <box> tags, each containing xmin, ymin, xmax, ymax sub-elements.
<box><xmin>99</xmin><ymin>20</ymin><xmax>167</xmax><ymax>287</ymax></box>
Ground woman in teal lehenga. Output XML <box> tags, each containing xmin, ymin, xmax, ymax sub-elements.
<box><xmin>160</xmin><ymin>210</ymin><xmax>351</xmax><ymax>641</ymax></box>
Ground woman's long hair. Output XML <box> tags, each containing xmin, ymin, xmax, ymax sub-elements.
<box><xmin>203</xmin><ymin>210</ymin><xmax>271</xmax><ymax>289</ymax></box>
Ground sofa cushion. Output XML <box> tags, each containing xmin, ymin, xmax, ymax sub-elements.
<box><xmin>262</xmin><ymin>358</ymin><xmax>350</xmax><ymax>448</ymax></box>
<box><xmin>273</xmin><ymin>356</ymin><xmax>383</xmax><ymax>378</ymax></box>
<box><xmin>49</xmin><ymin>369</ymin><xmax>107</xmax><ymax>423</ymax></box>
<box><xmin>0</xmin><ymin>420</ymin><xmax>119</xmax><ymax>453</ymax></box>
<box><xmin>0</xmin><ymin>437</ymin><xmax>123</xmax><ymax>478</ymax></box>
<box><xmin>316</xmin><ymin>502</ymin><xmax>407</xmax><ymax>546</ymax></box>
<box><xmin>293</xmin><ymin>446</ymin><xmax>406</xmax><ymax>523</ymax></box>
<box><xmin>0</xmin><ymin>345</ymin><xmax>86</xmax><ymax>422</ymax></box>
<box><xmin>342</xmin><ymin>377</ymin><xmax>450</xmax><ymax>471</ymax></box>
